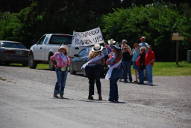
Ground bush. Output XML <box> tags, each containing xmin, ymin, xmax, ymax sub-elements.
<box><xmin>100</xmin><ymin>5</ymin><xmax>191</xmax><ymax>61</ymax></box>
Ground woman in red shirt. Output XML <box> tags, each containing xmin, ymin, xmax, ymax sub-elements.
<box><xmin>145</xmin><ymin>46</ymin><xmax>155</xmax><ymax>85</ymax></box>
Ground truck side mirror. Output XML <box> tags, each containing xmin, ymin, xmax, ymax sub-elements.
<box><xmin>74</xmin><ymin>54</ymin><xmax>79</xmax><ymax>57</ymax></box>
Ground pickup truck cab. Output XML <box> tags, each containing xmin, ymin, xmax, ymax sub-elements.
<box><xmin>29</xmin><ymin>33</ymin><xmax>76</xmax><ymax>70</ymax></box>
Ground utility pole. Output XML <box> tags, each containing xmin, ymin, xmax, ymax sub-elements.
<box><xmin>176</xmin><ymin>40</ymin><xmax>179</xmax><ymax>66</ymax></box>
<box><xmin>172</xmin><ymin>33</ymin><xmax>184</xmax><ymax>66</ymax></box>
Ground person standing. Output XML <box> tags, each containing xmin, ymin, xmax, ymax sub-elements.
<box><xmin>145</xmin><ymin>45</ymin><xmax>155</xmax><ymax>85</ymax></box>
<box><xmin>136</xmin><ymin>46</ymin><xmax>146</xmax><ymax>84</ymax></box>
<box><xmin>104</xmin><ymin>39</ymin><xmax>116</xmax><ymax>54</ymax></box>
<box><xmin>84</xmin><ymin>44</ymin><xmax>105</xmax><ymax>100</ymax></box>
<box><xmin>50</xmin><ymin>46</ymin><xmax>70</xmax><ymax>99</ymax></box>
<box><xmin>139</xmin><ymin>36</ymin><xmax>149</xmax><ymax>48</ymax></box>
<box><xmin>105</xmin><ymin>45</ymin><xmax>122</xmax><ymax>102</ymax></box>
<box><xmin>121</xmin><ymin>39</ymin><xmax>132</xmax><ymax>83</ymax></box>
<box><xmin>132</xmin><ymin>43</ymin><xmax>140</xmax><ymax>83</ymax></box>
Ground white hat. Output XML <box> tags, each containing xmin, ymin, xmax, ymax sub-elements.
<box><xmin>140</xmin><ymin>46</ymin><xmax>146</xmax><ymax>51</ymax></box>
<box><xmin>107</xmin><ymin>39</ymin><xmax>116</xmax><ymax>45</ymax></box>
<box><xmin>92</xmin><ymin>43</ymin><xmax>103</xmax><ymax>52</ymax></box>
<box><xmin>140</xmin><ymin>36</ymin><xmax>146</xmax><ymax>40</ymax></box>
<box><xmin>58</xmin><ymin>45</ymin><xmax>68</xmax><ymax>52</ymax></box>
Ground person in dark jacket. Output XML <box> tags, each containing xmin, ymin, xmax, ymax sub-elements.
<box><xmin>121</xmin><ymin>39</ymin><xmax>132</xmax><ymax>83</ymax></box>
<box><xmin>84</xmin><ymin>44</ymin><xmax>105</xmax><ymax>100</ymax></box>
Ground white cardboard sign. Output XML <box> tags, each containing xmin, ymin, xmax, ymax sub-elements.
<box><xmin>72</xmin><ymin>27</ymin><xmax>104</xmax><ymax>47</ymax></box>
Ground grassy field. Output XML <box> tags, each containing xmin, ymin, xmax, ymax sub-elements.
<box><xmin>9</xmin><ymin>61</ymin><xmax>191</xmax><ymax>76</ymax></box>
<box><xmin>153</xmin><ymin>61</ymin><xmax>191</xmax><ymax>76</ymax></box>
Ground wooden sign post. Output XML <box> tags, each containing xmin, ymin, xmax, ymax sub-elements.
<box><xmin>172</xmin><ymin>33</ymin><xmax>184</xmax><ymax>66</ymax></box>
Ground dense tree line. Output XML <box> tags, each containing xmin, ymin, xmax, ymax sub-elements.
<box><xmin>0</xmin><ymin>0</ymin><xmax>191</xmax><ymax>60</ymax></box>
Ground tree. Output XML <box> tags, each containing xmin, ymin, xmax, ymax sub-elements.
<box><xmin>100</xmin><ymin>5</ymin><xmax>191</xmax><ymax>60</ymax></box>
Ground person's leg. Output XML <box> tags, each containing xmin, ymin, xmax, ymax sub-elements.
<box><xmin>133</xmin><ymin>62</ymin><xmax>138</xmax><ymax>83</ymax></box>
<box><xmin>60</xmin><ymin>71</ymin><xmax>68</xmax><ymax>98</ymax></box>
<box><xmin>96</xmin><ymin>78</ymin><xmax>102</xmax><ymax>100</ymax></box>
<box><xmin>135</xmin><ymin>69</ymin><xmax>138</xmax><ymax>82</ymax></box>
<box><xmin>88</xmin><ymin>77</ymin><xmax>95</xmax><ymax>100</ymax></box>
<box><xmin>146</xmin><ymin>64</ymin><xmax>153</xmax><ymax>85</ymax></box>
<box><xmin>127</xmin><ymin>61</ymin><xmax>132</xmax><ymax>82</ymax></box>
<box><xmin>54</xmin><ymin>69</ymin><xmax>61</xmax><ymax>98</ymax></box>
<box><xmin>138</xmin><ymin>69</ymin><xmax>144</xmax><ymax>84</ymax></box>
<box><xmin>85</xmin><ymin>66</ymin><xmax>95</xmax><ymax>100</ymax></box>
<box><xmin>122</xmin><ymin>61</ymin><xmax>128</xmax><ymax>82</ymax></box>
<box><xmin>113</xmin><ymin>78</ymin><xmax>119</xmax><ymax>102</ymax></box>
<box><xmin>109</xmin><ymin>78</ymin><xmax>116</xmax><ymax>101</ymax></box>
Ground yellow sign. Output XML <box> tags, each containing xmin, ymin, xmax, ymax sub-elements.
<box><xmin>172</xmin><ymin>33</ymin><xmax>184</xmax><ymax>40</ymax></box>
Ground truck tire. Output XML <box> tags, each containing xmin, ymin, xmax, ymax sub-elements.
<box><xmin>28</xmin><ymin>53</ymin><xmax>37</xmax><ymax>69</ymax></box>
<box><xmin>48</xmin><ymin>54</ymin><xmax>55</xmax><ymax>71</ymax></box>
<box><xmin>69</xmin><ymin>65</ymin><xmax>76</xmax><ymax>75</ymax></box>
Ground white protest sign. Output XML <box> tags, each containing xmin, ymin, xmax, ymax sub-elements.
<box><xmin>72</xmin><ymin>27</ymin><xmax>104</xmax><ymax>47</ymax></box>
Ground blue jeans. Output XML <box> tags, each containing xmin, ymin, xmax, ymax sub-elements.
<box><xmin>121</xmin><ymin>61</ymin><xmax>132</xmax><ymax>82</ymax></box>
<box><xmin>146</xmin><ymin>64</ymin><xmax>153</xmax><ymax>84</ymax></box>
<box><xmin>138</xmin><ymin>69</ymin><xmax>144</xmax><ymax>84</ymax></box>
<box><xmin>109</xmin><ymin>78</ymin><xmax>119</xmax><ymax>101</ymax></box>
<box><xmin>54</xmin><ymin>68</ymin><xmax>68</xmax><ymax>96</ymax></box>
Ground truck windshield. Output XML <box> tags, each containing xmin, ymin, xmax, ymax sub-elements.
<box><xmin>49</xmin><ymin>35</ymin><xmax>72</xmax><ymax>45</ymax></box>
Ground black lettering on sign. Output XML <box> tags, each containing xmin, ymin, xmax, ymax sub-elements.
<box><xmin>83</xmin><ymin>40</ymin><xmax>92</xmax><ymax>45</ymax></box>
<box><xmin>93</xmin><ymin>35</ymin><xmax>103</xmax><ymax>43</ymax></box>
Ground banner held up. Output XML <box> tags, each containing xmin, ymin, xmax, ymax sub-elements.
<box><xmin>72</xmin><ymin>27</ymin><xmax>104</xmax><ymax>47</ymax></box>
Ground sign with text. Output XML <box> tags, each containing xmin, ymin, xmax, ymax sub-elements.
<box><xmin>72</xmin><ymin>27</ymin><xmax>104</xmax><ymax>47</ymax></box>
<box><xmin>172</xmin><ymin>33</ymin><xmax>184</xmax><ymax>41</ymax></box>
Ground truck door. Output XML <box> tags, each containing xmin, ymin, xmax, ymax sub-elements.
<box><xmin>33</xmin><ymin>35</ymin><xmax>46</xmax><ymax>61</ymax></box>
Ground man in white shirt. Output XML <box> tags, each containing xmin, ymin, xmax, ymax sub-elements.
<box><xmin>139</xmin><ymin>36</ymin><xmax>149</xmax><ymax>48</ymax></box>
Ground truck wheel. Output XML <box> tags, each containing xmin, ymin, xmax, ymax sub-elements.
<box><xmin>22</xmin><ymin>62</ymin><xmax>28</xmax><ymax>67</ymax></box>
<box><xmin>70</xmin><ymin>65</ymin><xmax>76</xmax><ymax>75</ymax></box>
<box><xmin>28</xmin><ymin>54</ymin><xmax>37</xmax><ymax>69</ymax></box>
<box><xmin>48</xmin><ymin>55</ymin><xmax>55</xmax><ymax>71</ymax></box>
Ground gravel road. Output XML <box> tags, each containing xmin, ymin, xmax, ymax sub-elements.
<box><xmin>0</xmin><ymin>66</ymin><xmax>191</xmax><ymax>128</ymax></box>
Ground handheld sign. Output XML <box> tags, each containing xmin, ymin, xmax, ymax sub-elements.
<box><xmin>72</xmin><ymin>27</ymin><xmax>104</xmax><ymax>47</ymax></box>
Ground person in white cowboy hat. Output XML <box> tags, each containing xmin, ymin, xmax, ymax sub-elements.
<box><xmin>84</xmin><ymin>43</ymin><xmax>105</xmax><ymax>100</ymax></box>
<box><xmin>107</xmin><ymin>39</ymin><xmax>116</xmax><ymax>45</ymax></box>
<box><xmin>50</xmin><ymin>45</ymin><xmax>71</xmax><ymax>99</ymax></box>
<box><xmin>104</xmin><ymin>39</ymin><xmax>117</xmax><ymax>55</ymax></box>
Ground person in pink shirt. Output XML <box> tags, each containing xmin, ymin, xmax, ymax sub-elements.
<box><xmin>50</xmin><ymin>46</ymin><xmax>70</xmax><ymax>98</ymax></box>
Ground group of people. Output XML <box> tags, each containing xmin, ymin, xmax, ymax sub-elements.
<box><xmin>50</xmin><ymin>36</ymin><xmax>155</xmax><ymax>103</ymax></box>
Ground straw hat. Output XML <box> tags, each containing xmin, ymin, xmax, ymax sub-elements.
<box><xmin>107</xmin><ymin>39</ymin><xmax>116</xmax><ymax>45</ymax></box>
<box><xmin>140</xmin><ymin>36</ymin><xmax>146</xmax><ymax>41</ymax></box>
<box><xmin>140</xmin><ymin>46</ymin><xmax>146</xmax><ymax>51</ymax></box>
<box><xmin>58</xmin><ymin>45</ymin><xmax>68</xmax><ymax>53</ymax></box>
<box><xmin>92</xmin><ymin>43</ymin><xmax>103</xmax><ymax>52</ymax></box>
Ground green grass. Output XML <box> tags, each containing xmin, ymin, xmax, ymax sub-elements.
<box><xmin>36</xmin><ymin>64</ymin><xmax>49</xmax><ymax>70</ymax></box>
<box><xmin>153</xmin><ymin>61</ymin><xmax>191</xmax><ymax>76</ymax></box>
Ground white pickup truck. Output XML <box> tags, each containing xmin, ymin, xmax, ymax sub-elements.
<box><xmin>28</xmin><ymin>33</ymin><xmax>81</xmax><ymax>70</ymax></box>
